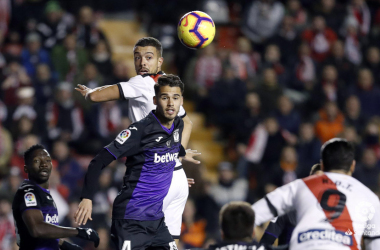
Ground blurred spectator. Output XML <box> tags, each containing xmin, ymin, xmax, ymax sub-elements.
<box><xmin>1</xmin><ymin>60</ymin><xmax>31</xmax><ymax>107</ymax></box>
<box><xmin>270</xmin><ymin>16</ymin><xmax>300</xmax><ymax>66</ymax></box>
<box><xmin>105</xmin><ymin>61</ymin><xmax>129</xmax><ymax>85</ymax></box>
<box><xmin>350</xmin><ymin>68</ymin><xmax>380</xmax><ymax>117</ymax></box>
<box><xmin>289</xmin><ymin>42</ymin><xmax>316</xmax><ymax>91</ymax></box>
<box><xmin>33</xmin><ymin>63</ymin><xmax>57</xmax><ymax>107</ymax></box>
<box><xmin>75</xmin><ymin>6</ymin><xmax>108</xmax><ymax>50</ymax></box>
<box><xmin>51</xmin><ymin>33</ymin><xmax>88</xmax><ymax>81</ymax></box>
<box><xmin>209</xmin><ymin>162</ymin><xmax>248</xmax><ymax>208</ymax></box>
<box><xmin>36</xmin><ymin>0</ymin><xmax>75</xmax><ymax>50</ymax></box>
<box><xmin>242</xmin><ymin>0</ymin><xmax>285</xmax><ymax>44</ymax></box>
<box><xmin>256</xmin><ymin>68</ymin><xmax>283</xmax><ymax>114</ymax></box>
<box><xmin>302</xmin><ymin>16</ymin><xmax>337</xmax><ymax>62</ymax></box>
<box><xmin>286</xmin><ymin>0</ymin><xmax>307</xmax><ymax>30</ymax></box>
<box><xmin>344</xmin><ymin>95</ymin><xmax>367</xmax><ymax>134</ymax></box>
<box><xmin>96</xmin><ymin>227</ymin><xmax>112</xmax><ymax>250</ymax></box>
<box><xmin>0</xmin><ymin>33</ymin><xmax>6</xmax><ymax>70</ymax></box>
<box><xmin>363</xmin><ymin>46</ymin><xmax>380</xmax><ymax>84</ymax></box>
<box><xmin>48</xmin><ymin>168</ymin><xmax>69</xmax><ymax>220</ymax></box>
<box><xmin>262</xmin><ymin>44</ymin><xmax>286</xmax><ymax>85</ymax></box>
<box><xmin>52</xmin><ymin>140</ymin><xmax>84</xmax><ymax>194</ymax></box>
<box><xmin>194</xmin><ymin>43</ymin><xmax>221</xmax><ymax>89</ymax></box>
<box><xmin>46</xmin><ymin>82</ymin><xmax>84</xmax><ymax>142</ymax></box>
<box><xmin>362</xmin><ymin>119</ymin><xmax>380</xmax><ymax>158</ymax></box>
<box><xmin>353</xmin><ymin>148</ymin><xmax>380</xmax><ymax>192</ymax></box>
<box><xmin>0</xmin><ymin>112</ymin><xmax>12</xmax><ymax>174</ymax></box>
<box><xmin>209</xmin><ymin>64</ymin><xmax>246</xmax><ymax>138</ymax></box>
<box><xmin>266</xmin><ymin>146</ymin><xmax>298</xmax><ymax>192</ymax></box>
<box><xmin>229</xmin><ymin>36</ymin><xmax>259</xmax><ymax>81</ymax></box>
<box><xmin>274</xmin><ymin>95</ymin><xmax>301</xmax><ymax>135</ymax></box>
<box><xmin>341</xmin><ymin>16</ymin><xmax>362</xmax><ymax>65</ymax></box>
<box><xmin>0</xmin><ymin>195</ymin><xmax>15</xmax><ymax>250</ymax></box>
<box><xmin>346</xmin><ymin>0</ymin><xmax>370</xmax><ymax>37</ymax></box>
<box><xmin>312</xmin><ymin>0</ymin><xmax>345</xmax><ymax>33</ymax></box>
<box><xmin>0</xmin><ymin>166</ymin><xmax>22</xmax><ymax>196</ymax></box>
<box><xmin>21</xmin><ymin>32</ymin><xmax>52</xmax><ymax>77</ymax></box>
<box><xmin>315</xmin><ymin>101</ymin><xmax>345</xmax><ymax>143</ymax></box>
<box><xmin>2</xmin><ymin>31</ymin><xmax>23</xmax><ymax>59</ymax></box>
<box><xmin>339</xmin><ymin>125</ymin><xmax>362</xmax><ymax>160</ymax></box>
<box><xmin>324</xmin><ymin>40</ymin><xmax>355</xmax><ymax>85</ymax></box>
<box><xmin>297</xmin><ymin>122</ymin><xmax>322</xmax><ymax>178</ymax></box>
<box><xmin>181</xmin><ymin>199</ymin><xmax>207</xmax><ymax>249</ymax></box>
<box><xmin>90</xmin><ymin>40</ymin><xmax>113</xmax><ymax>77</ymax></box>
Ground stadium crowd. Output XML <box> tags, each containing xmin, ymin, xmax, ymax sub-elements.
<box><xmin>0</xmin><ymin>0</ymin><xmax>380</xmax><ymax>249</ymax></box>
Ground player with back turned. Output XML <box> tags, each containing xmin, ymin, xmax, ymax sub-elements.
<box><xmin>12</xmin><ymin>144</ymin><xmax>99</xmax><ymax>250</ymax></box>
<box><xmin>74</xmin><ymin>37</ymin><xmax>193</xmax><ymax>243</ymax></box>
<box><xmin>77</xmin><ymin>75</ymin><xmax>200</xmax><ymax>250</ymax></box>
<box><xmin>253</xmin><ymin>139</ymin><xmax>380</xmax><ymax>250</ymax></box>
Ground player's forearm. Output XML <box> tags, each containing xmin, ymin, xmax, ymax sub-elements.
<box><xmin>29</xmin><ymin>222</ymin><xmax>78</xmax><ymax>239</ymax></box>
<box><xmin>81</xmin><ymin>148</ymin><xmax>115</xmax><ymax>200</ymax></box>
<box><xmin>86</xmin><ymin>84</ymin><xmax>120</xmax><ymax>102</ymax></box>
<box><xmin>181</xmin><ymin>115</ymin><xmax>193</xmax><ymax>149</ymax></box>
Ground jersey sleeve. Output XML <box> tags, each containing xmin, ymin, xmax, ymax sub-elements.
<box><xmin>364</xmin><ymin>197</ymin><xmax>380</xmax><ymax>242</ymax></box>
<box><xmin>252</xmin><ymin>179</ymin><xmax>299</xmax><ymax>226</ymax></box>
<box><xmin>260</xmin><ymin>215</ymin><xmax>288</xmax><ymax>245</ymax></box>
<box><xmin>117</xmin><ymin>76</ymin><xmax>148</xmax><ymax>101</ymax></box>
<box><xmin>17</xmin><ymin>188</ymin><xmax>43</xmax><ymax>213</ymax></box>
<box><xmin>105</xmin><ymin>124</ymin><xmax>144</xmax><ymax>159</ymax></box>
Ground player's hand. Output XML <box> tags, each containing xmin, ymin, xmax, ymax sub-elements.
<box><xmin>182</xmin><ymin>149</ymin><xmax>201</xmax><ymax>164</ymax></box>
<box><xmin>74</xmin><ymin>199</ymin><xmax>93</xmax><ymax>226</ymax></box>
<box><xmin>76</xmin><ymin>228</ymin><xmax>100</xmax><ymax>248</ymax></box>
<box><xmin>75</xmin><ymin>84</ymin><xmax>92</xmax><ymax>98</ymax></box>
<box><xmin>60</xmin><ymin>240</ymin><xmax>84</xmax><ymax>250</ymax></box>
<box><xmin>187</xmin><ymin>178</ymin><xmax>195</xmax><ymax>187</ymax></box>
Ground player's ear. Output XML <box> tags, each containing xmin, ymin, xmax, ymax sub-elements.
<box><xmin>24</xmin><ymin>165</ymin><xmax>28</xmax><ymax>174</ymax></box>
<box><xmin>153</xmin><ymin>96</ymin><xmax>157</xmax><ymax>105</ymax></box>
<box><xmin>158</xmin><ymin>57</ymin><xmax>163</xmax><ymax>68</ymax></box>
<box><xmin>349</xmin><ymin>160</ymin><xmax>356</xmax><ymax>175</ymax></box>
<box><xmin>180</xmin><ymin>96</ymin><xmax>183</xmax><ymax>106</ymax></box>
<box><xmin>320</xmin><ymin>160</ymin><xmax>324</xmax><ymax>171</ymax></box>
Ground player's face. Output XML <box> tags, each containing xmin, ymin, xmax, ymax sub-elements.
<box><xmin>154</xmin><ymin>86</ymin><xmax>183</xmax><ymax>121</ymax></box>
<box><xmin>134</xmin><ymin>46</ymin><xmax>163</xmax><ymax>75</ymax></box>
<box><xmin>24</xmin><ymin>149</ymin><xmax>53</xmax><ymax>185</ymax></box>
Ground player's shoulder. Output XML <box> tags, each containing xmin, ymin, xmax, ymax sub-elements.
<box><xmin>13</xmin><ymin>180</ymin><xmax>41</xmax><ymax>205</ymax></box>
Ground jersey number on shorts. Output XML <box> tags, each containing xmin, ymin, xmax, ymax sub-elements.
<box><xmin>122</xmin><ymin>240</ymin><xmax>131</xmax><ymax>250</ymax></box>
<box><xmin>319</xmin><ymin>189</ymin><xmax>347</xmax><ymax>221</ymax></box>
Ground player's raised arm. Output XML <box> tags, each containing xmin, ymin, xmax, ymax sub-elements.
<box><xmin>75</xmin><ymin>84</ymin><xmax>120</xmax><ymax>102</ymax></box>
<box><xmin>252</xmin><ymin>180</ymin><xmax>299</xmax><ymax>226</ymax></box>
<box><xmin>22</xmin><ymin>209</ymin><xmax>99</xmax><ymax>248</ymax></box>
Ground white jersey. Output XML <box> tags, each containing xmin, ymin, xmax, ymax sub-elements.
<box><xmin>252</xmin><ymin>173</ymin><xmax>380</xmax><ymax>250</ymax></box>
<box><xmin>117</xmin><ymin>72</ymin><xmax>186</xmax><ymax>123</ymax></box>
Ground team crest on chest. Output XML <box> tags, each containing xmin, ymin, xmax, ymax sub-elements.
<box><xmin>166</xmin><ymin>140</ymin><xmax>171</xmax><ymax>148</ymax></box>
<box><xmin>173</xmin><ymin>129</ymin><xmax>179</xmax><ymax>142</ymax></box>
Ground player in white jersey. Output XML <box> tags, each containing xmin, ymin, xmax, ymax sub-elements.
<box><xmin>74</xmin><ymin>37</ymin><xmax>193</xmax><ymax>242</ymax></box>
<box><xmin>252</xmin><ymin>138</ymin><xmax>380</xmax><ymax>250</ymax></box>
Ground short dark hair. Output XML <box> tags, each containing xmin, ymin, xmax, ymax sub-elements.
<box><xmin>310</xmin><ymin>163</ymin><xmax>322</xmax><ymax>175</ymax></box>
<box><xmin>220</xmin><ymin>201</ymin><xmax>255</xmax><ymax>241</ymax></box>
<box><xmin>24</xmin><ymin>144</ymin><xmax>46</xmax><ymax>165</ymax></box>
<box><xmin>134</xmin><ymin>37</ymin><xmax>163</xmax><ymax>57</ymax></box>
<box><xmin>321</xmin><ymin>139</ymin><xmax>355</xmax><ymax>172</ymax></box>
<box><xmin>154</xmin><ymin>74</ymin><xmax>184</xmax><ymax>95</ymax></box>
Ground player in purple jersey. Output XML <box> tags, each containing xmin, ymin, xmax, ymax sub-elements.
<box><xmin>12</xmin><ymin>144</ymin><xmax>99</xmax><ymax>250</ymax></box>
<box><xmin>77</xmin><ymin>75</ymin><xmax>200</xmax><ymax>250</ymax></box>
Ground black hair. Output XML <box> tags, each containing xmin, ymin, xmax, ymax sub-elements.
<box><xmin>321</xmin><ymin>139</ymin><xmax>355</xmax><ymax>172</ymax></box>
<box><xmin>220</xmin><ymin>201</ymin><xmax>255</xmax><ymax>241</ymax></box>
<box><xmin>134</xmin><ymin>37</ymin><xmax>163</xmax><ymax>57</ymax></box>
<box><xmin>24</xmin><ymin>144</ymin><xmax>46</xmax><ymax>165</ymax></box>
<box><xmin>310</xmin><ymin>163</ymin><xmax>322</xmax><ymax>175</ymax></box>
<box><xmin>154</xmin><ymin>74</ymin><xmax>184</xmax><ymax>95</ymax></box>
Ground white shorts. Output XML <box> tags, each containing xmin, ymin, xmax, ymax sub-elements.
<box><xmin>163</xmin><ymin>166</ymin><xmax>189</xmax><ymax>238</ymax></box>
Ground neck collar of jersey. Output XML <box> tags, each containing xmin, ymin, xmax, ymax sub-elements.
<box><xmin>151</xmin><ymin>111</ymin><xmax>174</xmax><ymax>134</ymax></box>
<box><xmin>26</xmin><ymin>179</ymin><xmax>50</xmax><ymax>194</ymax></box>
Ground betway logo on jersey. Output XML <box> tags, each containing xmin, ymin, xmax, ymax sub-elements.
<box><xmin>45</xmin><ymin>214</ymin><xmax>59</xmax><ymax>224</ymax></box>
<box><xmin>298</xmin><ymin>229</ymin><xmax>353</xmax><ymax>246</ymax></box>
<box><xmin>154</xmin><ymin>152</ymin><xmax>179</xmax><ymax>163</ymax></box>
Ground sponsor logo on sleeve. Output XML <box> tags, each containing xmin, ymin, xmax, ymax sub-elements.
<box><xmin>116</xmin><ymin>129</ymin><xmax>131</xmax><ymax>144</ymax></box>
<box><xmin>173</xmin><ymin>129</ymin><xmax>179</xmax><ymax>142</ymax></box>
<box><xmin>24</xmin><ymin>192</ymin><xmax>37</xmax><ymax>207</ymax></box>
<box><xmin>298</xmin><ymin>229</ymin><xmax>353</xmax><ymax>246</ymax></box>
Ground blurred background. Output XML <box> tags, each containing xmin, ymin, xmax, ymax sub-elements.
<box><xmin>1</xmin><ymin>0</ymin><xmax>380</xmax><ymax>249</ymax></box>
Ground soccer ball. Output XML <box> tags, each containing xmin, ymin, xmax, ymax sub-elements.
<box><xmin>178</xmin><ymin>11</ymin><xmax>215</xmax><ymax>49</ymax></box>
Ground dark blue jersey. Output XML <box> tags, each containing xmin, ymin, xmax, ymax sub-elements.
<box><xmin>209</xmin><ymin>240</ymin><xmax>269</xmax><ymax>250</ymax></box>
<box><xmin>105</xmin><ymin>111</ymin><xmax>184</xmax><ymax>221</ymax></box>
<box><xmin>260</xmin><ymin>211</ymin><xmax>296</xmax><ymax>246</ymax></box>
<box><xmin>12</xmin><ymin>180</ymin><xmax>59</xmax><ymax>250</ymax></box>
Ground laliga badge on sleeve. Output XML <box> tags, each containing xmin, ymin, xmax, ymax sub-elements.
<box><xmin>116</xmin><ymin>129</ymin><xmax>131</xmax><ymax>144</ymax></box>
<box><xmin>24</xmin><ymin>192</ymin><xmax>37</xmax><ymax>207</ymax></box>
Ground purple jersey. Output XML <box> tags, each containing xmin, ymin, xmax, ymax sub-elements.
<box><xmin>105</xmin><ymin>111</ymin><xmax>184</xmax><ymax>220</ymax></box>
<box><xmin>12</xmin><ymin>180</ymin><xmax>59</xmax><ymax>250</ymax></box>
